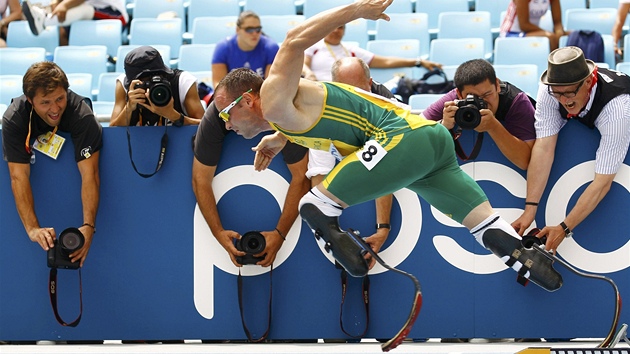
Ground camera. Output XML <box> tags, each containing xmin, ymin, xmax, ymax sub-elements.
<box><xmin>47</xmin><ymin>227</ymin><xmax>85</xmax><ymax>269</ymax></box>
<box><xmin>455</xmin><ymin>94</ymin><xmax>487</xmax><ymax>130</ymax></box>
<box><xmin>135</xmin><ymin>75</ymin><xmax>172</xmax><ymax>107</ymax></box>
<box><xmin>234</xmin><ymin>231</ymin><xmax>266</xmax><ymax>265</ymax></box>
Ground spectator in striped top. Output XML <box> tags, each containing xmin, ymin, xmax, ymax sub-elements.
<box><xmin>512</xmin><ymin>46</ymin><xmax>630</xmax><ymax>252</ymax></box>
<box><xmin>499</xmin><ymin>0</ymin><xmax>566</xmax><ymax>50</ymax></box>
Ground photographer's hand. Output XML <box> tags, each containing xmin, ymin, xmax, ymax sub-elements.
<box><xmin>28</xmin><ymin>227</ymin><xmax>56</xmax><ymax>251</ymax></box>
<box><xmin>70</xmin><ymin>224</ymin><xmax>95</xmax><ymax>267</ymax></box>
<box><xmin>127</xmin><ymin>79</ymin><xmax>148</xmax><ymax>113</ymax></box>
<box><xmin>473</xmin><ymin>109</ymin><xmax>500</xmax><ymax>133</ymax></box>
<box><xmin>441</xmin><ymin>101</ymin><xmax>457</xmax><ymax>130</ymax></box>
<box><xmin>363</xmin><ymin>229</ymin><xmax>388</xmax><ymax>270</ymax></box>
<box><xmin>255</xmin><ymin>230</ymin><xmax>284</xmax><ymax>267</ymax></box>
<box><xmin>140</xmin><ymin>92</ymin><xmax>180</xmax><ymax>122</ymax></box>
<box><xmin>217</xmin><ymin>230</ymin><xmax>247</xmax><ymax>267</ymax></box>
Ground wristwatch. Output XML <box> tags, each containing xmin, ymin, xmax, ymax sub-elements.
<box><xmin>560</xmin><ymin>221</ymin><xmax>573</xmax><ymax>238</ymax></box>
<box><xmin>173</xmin><ymin>112</ymin><xmax>184</xmax><ymax>127</ymax></box>
<box><xmin>376</xmin><ymin>223</ymin><xmax>391</xmax><ymax>230</ymax></box>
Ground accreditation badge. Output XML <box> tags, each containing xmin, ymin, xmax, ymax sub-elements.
<box><xmin>33</xmin><ymin>132</ymin><xmax>66</xmax><ymax>160</ymax></box>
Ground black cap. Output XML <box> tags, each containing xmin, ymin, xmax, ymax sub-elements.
<box><xmin>123</xmin><ymin>45</ymin><xmax>172</xmax><ymax>88</ymax></box>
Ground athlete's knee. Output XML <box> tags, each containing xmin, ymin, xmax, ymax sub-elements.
<box><xmin>298</xmin><ymin>187</ymin><xmax>343</xmax><ymax>218</ymax></box>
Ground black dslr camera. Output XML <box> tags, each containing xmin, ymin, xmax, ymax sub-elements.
<box><xmin>47</xmin><ymin>227</ymin><xmax>85</xmax><ymax>269</ymax></box>
<box><xmin>455</xmin><ymin>94</ymin><xmax>487</xmax><ymax>130</ymax></box>
<box><xmin>135</xmin><ymin>75</ymin><xmax>172</xmax><ymax>107</ymax></box>
<box><xmin>234</xmin><ymin>231</ymin><xmax>266</xmax><ymax>265</ymax></box>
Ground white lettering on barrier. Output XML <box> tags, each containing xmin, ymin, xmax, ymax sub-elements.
<box><xmin>192</xmin><ymin>166</ymin><xmax>301</xmax><ymax>319</ymax></box>
<box><xmin>546</xmin><ymin>161</ymin><xmax>630</xmax><ymax>273</ymax></box>
<box><xmin>434</xmin><ymin>161</ymin><xmax>630</xmax><ymax>275</ymax></box>
<box><xmin>193</xmin><ymin>161</ymin><xmax>630</xmax><ymax>318</ymax></box>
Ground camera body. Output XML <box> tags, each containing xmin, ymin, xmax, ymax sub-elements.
<box><xmin>455</xmin><ymin>94</ymin><xmax>487</xmax><ymax>129</ymax></box>
<box><xmin>47</xmin><ymin>228</ymin><xmax>85</xmax><ymax>269</ymax></box>
<box><xmin>135</xmin><ymin>75</ymin><xmax>172</xmax><ymax>107</ymax></box>
<box><xmin>234</xmin><ymin>231</ymin><xmax>266</xmax><ymax>265</ymax></box>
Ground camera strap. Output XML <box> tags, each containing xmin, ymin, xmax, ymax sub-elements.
<box><xmin>237</xmin><ymin>266</ymin><xmax>272</xmax><ymax>342</ymax></box>
<box><xmin>451</xmin><ymin>128</ymin><xmax>484</xmax><ymax>161</ymax></box>
<box><xmin>338</xmin><ymin>267</ymin><xmax>370</xmax><ymax>338</ymax></box>
<box><xmin>125</xmin><ymin>125</ymin><xmax>168</xmax><ymax>178</ymax></box>
<box><xmin>48</xmin><ymin>268</ymin><xmax>83</xmax><ymax>327</ymax></box>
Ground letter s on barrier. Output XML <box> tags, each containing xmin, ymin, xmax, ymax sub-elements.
<box><xmin>192</xmin><ymin>166</ymin><xmax>301</xmax><ymax>319</ymax></box>
<box><xmin>432</xmin><ymin>162</ymin><xmax>531</xmax><ymax>274</ymax></box>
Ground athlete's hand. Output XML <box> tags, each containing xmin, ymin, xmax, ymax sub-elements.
<box><xmin>512</xmin><ymin>209</ymin><xmax>536</xmax><ymax>236</ymax></box>
<box><xmin>355</xmin><ymin>0</ymin><xmax>394</xmax><ymax>21</ymax></box>
<box><xmin>252</xmin><ymin>132</ymin><xmax>287</xmax><ymax>171</ymax></box>
<box><xmin>363</xmin><ymin>229</ymin><xmax>388</xmax><ymax>269</ymax></box>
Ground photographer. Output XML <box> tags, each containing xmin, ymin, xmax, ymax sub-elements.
<box><xmin>110</xmin><ymin>45</ymin><xmax>204</xmax><ymax>127</ymax></box>
<box><xmin>2</xmin><ymin>61</ymin><xmax>101</xmax><ymax>267</ymax></box>
<box><xmin>192</xmin><ymin>101</ymin><xmax>309</xmax><ymax>267</ymax></box>
<box><xmin>422</xmin><ymin>59</ymin><xmax>536</xmax><ymax>170</ymax></box>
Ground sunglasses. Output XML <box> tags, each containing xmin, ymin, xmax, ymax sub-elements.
<box><xmin>547</xmin><ymin>80</ymin><xmax>585</xmax><ymax>99</ymax></box>
<box><xmin>241</xmin><ymin>26</ymin><xmax>262</xmax><ymax>34</ymax></box>
<box><xmin>219</xmin><ymin>89</ymin><xmax>252</xmax><ymax>122</ymax></box>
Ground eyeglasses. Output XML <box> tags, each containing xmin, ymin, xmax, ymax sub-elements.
<box><xmin>241</xmin><ymin>26</ymin><xmax>262</xmax><ymax>34</ymax></box>
<box><xmin>219</xmin><ymin>89</ymin><xmax>252</xmax><ymax>122</ymax></box>
<box><xmin>547</xmin><ymin>80</ymin><xmax>585</xmax><ymax>99</ymax></box>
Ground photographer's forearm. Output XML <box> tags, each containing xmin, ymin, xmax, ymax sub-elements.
<box><xmin>78</xmin><ymin>152</ymin><xmax>100</xmax><ymax>228</ymax></box>
<box><xmin>8</xmin><ymin>162</ymin><xmax>40</xmax><ymax>233</ymax></box>
<box><xmin>486</xmin><ymin>122</ymin><xmax>533</xmax><ymax>170</ymax></box>
<box><xmin>276</xmin><ymin>155</ymin><xmax>310</xmax><ymax>238</ymax></box>
<box><xmin>192</xmin><ymin>160</ymin><xmax>225</xmax><ymax>236</ymax></box>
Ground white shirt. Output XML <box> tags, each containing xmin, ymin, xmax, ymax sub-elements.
<box><xmin>534</xmin><ymin>78</ymin><xmax>630</xmax><ymax>175</ymax></box>
<box><xmin>304</xmin><ymin>40</ymin><xmax>374</xmax><ymax>81</ymax></box>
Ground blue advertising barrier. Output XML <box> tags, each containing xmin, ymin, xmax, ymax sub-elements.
<box><xmin>0</xmin><ymin>122</ymin><xmax>628</xmax><ymax>341</ymax></box>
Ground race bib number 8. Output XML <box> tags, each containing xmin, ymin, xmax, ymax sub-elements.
<box><xmin>356</xmin><ymin>140</ymin><xmax>387</xmax><ymax>171</ymax></box>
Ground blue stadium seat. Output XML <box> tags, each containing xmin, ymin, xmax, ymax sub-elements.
<box><xmin>0</xmin><ymin>47</ymin><xmax>46</xmax><ymax>75</ymax></box>
<box><xmin>343</xmin><ymin>19</ymin><xmax>369</xmax><ymax>49</ymax></box>
<box><xmin>92</xmin><ymin>101</ymin><xmax>115</xmax><ymax>120</ymax></box>
<box><xmin>564</xmin><ymin>8</ymin><xmax>617</xmax><ymax>35</ymax></box>
<box><xmin>178</xmin><ymin>44</ymin><xmax>216</xmax><ymax>72</ymax></box>
<box><xmin>493</xmin><ymin>64</ymin><xmax>540</xmax><ymax>97</ymax></box>
<box><xmin>437</xmin><ymin>11</ymin><xmax>493</xmax><ymax>61</ymax></box>
<box><xmin>414</xmin><ymin>0</ymin><xmax>470</xmax><ymax>37</ymax></box>
<box><xmin>366</xmin><ymin>39</ymin><xmax>420</xmax><ymax>83</ymax></box>
<box><xmin>616</xmin><ymin>62</ymin><xmax>630</xmax><ymax>74</ymax></box>
<box><xmin>474</xmin><ymin>0</ymin><xmax>511</xmax><ymax>38</ymax></box>
<box><xmin>243</xmin><ymin>0</ymin><xmax>296</xmax><ymax>15</ymax></box>
<box><xmin>5</xmin><ymin>21</ymin><xmax>59</xmax><ymax>59</ymax></box>
<box><xmin>493</xmin><ymin>37</ymin><xmax>550</xmax><ymax>76</ymax></box>
<box><xmin>559</xmin><ymin>0</ymin><xmax>587</xmax><ymax>24</ymax></box>
<box><xmin>375</xmin><ymin>13</ymin><xmax>430</xmax><ymax>59</ymax></box>
<box><xmin>259</xmin><ymin>15</ymin><xmax>305</xmax><ymax>44</ymax></box>
<box><xmin>53</xmin><ymin>45</ymin><xmax>108</xmax><ymax>93</ymax></box>
<box><xmin>408</xmin><ymin>93</ymin><xmax>443</xmax><ymax>111</ymax></box>
<box><xmin>0</xmin><ymin>75</ymin><xmax>24</xmax><ymax>106</ymax></box>
<box><xmin>387</xmin><ymin>0</ymin><xmax>414</xmax><ymax>13</ymax></box>
<box><xmin>67</xmin><ymin>73</ymin><xmax>94</xmax><ymax>100</ymax></box>
<box><xmin>68</xmin><ymin>20</ymin><xmax>122</xmax><ymax>59</ymax></box>
<box><xmin>191</xmin><ymin>16</ymin><xmax>238</xmax><ymax>45</ymax></box>
<box><xmin>588</xmin><ymin>0</ymin><xmax>619</xmax><ymax>9</ymax></box>
<box><xmin>133</xmin><ymin>0</ymin><xmax>185</xmax><ymax>33</ymax></box>
<box><xmin>429</xmin><ymin>38</ymin><xmax>485</xmax><ymax>66</ymax></box>
<box><xmin>129</xmin><ymin>18</ymin><xmax>182</xmax><ymax>60</ymax></box>
<box><xmin>97</xmin><ymin>72</ymin><xmax>121</xmax><ymax>102</ymax></box>
<box><xmin>115</xmin><ymin>45</ymin><xmax>171</xmax><ymax>72</ymax></box>
<box><xmin>185</xmin><ymin>0</ymin><xmax>240</xmax><ymax>41</ymax></box>
<box><xmin>302</xmin><ymin>0</ymin><xmax>353</xmax><ymax>18</ymax></box>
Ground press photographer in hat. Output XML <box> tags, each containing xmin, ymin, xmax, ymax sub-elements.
<box><xmin>512</xmin><ymin>46</ymin><xmax>630</xmax><ymax>252</ymax></box>
<box><xmin>110</xmin><ymin>45</ymin><xmax>204</xmax><ymax>126</ymax></box>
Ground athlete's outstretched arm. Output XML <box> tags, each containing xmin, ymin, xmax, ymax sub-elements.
<box><xmin>261</xmin><ymin>0</ymin><xmax>393</xmax><ymax>121</ymax></box>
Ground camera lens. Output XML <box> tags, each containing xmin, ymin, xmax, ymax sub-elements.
<box><xmin>240</xmin><ymin>231</ymin><xmax>266</xmax><ymax>254</ymax></box>
<box><xmin>149</xmin><ymin>83</ymin><xmax>171</xmax><ymax>107</ymax></box>
<box><xmin>59</xmin><ymin>229</ymin><xmax>85</xmax><ymax>252</ymax></box>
